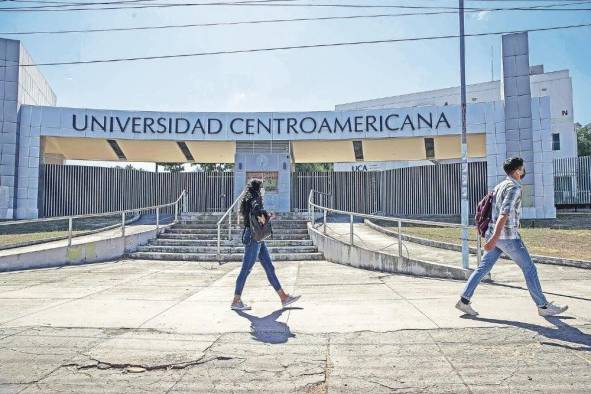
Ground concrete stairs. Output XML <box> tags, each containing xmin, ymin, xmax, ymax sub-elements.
<box><xmin>129</xmin><ymin>213</ymin><xmax>323</xmax><ymax>262</ymax></box>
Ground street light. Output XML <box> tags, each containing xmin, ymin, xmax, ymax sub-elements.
<box><xmin>459</xmin><ymin>0</ymin><xmax>469</xmax><ymax>269</ymax></box>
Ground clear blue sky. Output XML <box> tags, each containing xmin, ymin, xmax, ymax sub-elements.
<box><xmin>2</xmin><ymin>0</ymin><xmax>590</xmax><ymax>126</ymax></box>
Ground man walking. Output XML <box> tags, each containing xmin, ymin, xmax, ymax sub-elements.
<box><xmin>455</xmin><ymin>157</ymin><xmax>568</xmax><ymax>317</ymax></box>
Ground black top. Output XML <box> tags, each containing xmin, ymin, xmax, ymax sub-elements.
<box><xmin>242</xmin><ymin>194</ymin><xmax>268</xmax><ymax>228</ymax></box>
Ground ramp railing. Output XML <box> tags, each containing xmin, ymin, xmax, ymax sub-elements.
<box><xmin>308</xmin><ymin>189</ymin><xmax>480</xmax><ymax>269</ymax></box>
<box><xmin>0</xmin><ymin>191</ymin><xmax>185</xmax><ymax>250</ymax></box>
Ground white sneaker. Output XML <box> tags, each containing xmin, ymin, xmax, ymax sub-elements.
<box><xmin>231</xmin><ymin>301</ymin><xmax>252</xmax><ymax>311</ymax></box>
<box><xmin>455</xmin><ymin>300</ymin><xmax>479</xmax><ymax>316</ymax></box>
<box><xmin>282</xmin><ymin>295</ymin><xmax>301</xmax><ymax>308</ymax></box>
<box><xmin>538</xmin><ymin>301</ymin><xmax>568</xmax><ymax>317</ymax></box>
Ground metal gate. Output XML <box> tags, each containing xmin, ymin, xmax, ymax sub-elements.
<box><xmin>40</xmin><ymin>164</ymin><xmax>234</xmax><ymax>217</ymax></box>
<box><xmin>554</xmin><ymin>156</ymin><xmax>591</xmax><ymax>205</ymax></box>
<box><xmin>291</xmin><ymin>162</ymin><xmax>486</xmax><ymax>216</ymax></box>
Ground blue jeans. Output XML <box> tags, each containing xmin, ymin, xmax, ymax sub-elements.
<box><xmin>461</xmin><ymin>238</ymin><xmax>548</xmax><ymax>307</ymax></box>
<box><xmin>234</xmin><ymin>227</ymin><xmax>282</xmax><ymax>296</ymax></box>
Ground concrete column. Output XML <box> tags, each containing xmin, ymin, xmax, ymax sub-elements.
<box><xmin>485</xmin><ymin>102</ymin><xmax>507</xmax><ymax>191</ymax></box>
<box><xmin>500</xmin><ymin>32</ymin><xmax>554</xmax><ymax>218</ymax></box>
<box><xmin>0</xmin><ymin>39</ymin><xmax>20</xmax><ymax>219</ymax></box>
<box><xmin>0</xmin><ymin>38</ymin><xmax>57</xmax><ymax>219</ymax></box>
<box><xmin>532</xmin><ymin>96</ymin><xmax>557</xmax><ymax>218</ymax></box>
<box><xmin>15</xmin><ymin>108</ymin><xmax>41</xmax><ymax>219</ymax></box>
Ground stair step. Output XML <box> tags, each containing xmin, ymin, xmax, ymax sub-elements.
<box><xmin>180</xmin><ymin>214</ymin><xmax>309</xmax><ymax>220</ymax></box>
<box><xmin>129</xmin><ymin>252</ymin><xmax>324</xmax><ymax>262</ymax></box>
<box><xmin>158</xmin><ymin>233</ymin><xmax>310</xmax><ymax>240</ymax></box>
<box><xmin>174</xmin><ymin>222</ymin><xmax>308</xmax><ymax>230</ymax></box>
<box><xmin>137</xmin><ymin>245</ymin><xmax>318</xmax><ymax>254</ymax></box>
<box><xmin>165</xmin><ymin>228</ymin><xmax>309</xmax><ymax>235</ymax></box>
<box><xmin>149</xmin><ymin>239</ymin><xmax>314</xmax><ymax>247</ymax></box>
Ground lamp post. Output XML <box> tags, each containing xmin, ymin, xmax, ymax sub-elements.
<box><xmin>459</xmin><ymin>0</ymin><xmax>469</xmax><ymax>269</ymax></box>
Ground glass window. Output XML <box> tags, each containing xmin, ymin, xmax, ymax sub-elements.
<box><xmin>353</xmin><ymin>141</ymin><xmax>364</xmax><ymax>161</ymax></box>
<box><xmin>424</xmin><ymin>138</ymin><xmax>435</xmax><ymax>159</ymax></box>
<box><xmin>552</xmin><ymin>133</ymin><xmax>561</xmax><ymax>151</ymax></box>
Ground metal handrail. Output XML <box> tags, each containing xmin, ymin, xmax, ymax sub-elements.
<box><xmin>1</xmin><ymin>190</ymin><xmax>186</xmax><ymax>248</ymax></box>
<box><xmin>0</xmin><ymin>191</ymin><xmax>186</xmax><ymax>226</ymax></box>
<box><xmin>307</xmin><ymin>189</ymin><xmax>480</xmax><ymax>268</ymax></box>
<box><xmin>308</xmin><ymin>190</ymin><xmax>332</xmax><ymax>224</ymax></box>
<box><xmin>217</xmin><ymin>189</ymin><xmax>246</xmax><ymax>262</ymax></box>
<box><xmin>309</xmin><ymin>202</ymin><xmax>465</xmax><ymax>228</ymax></box>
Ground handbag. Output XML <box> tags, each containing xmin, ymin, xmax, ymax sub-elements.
<box><xmin>248</xmin><ymin>200</ymin><xmax>273</xmax><ymax>242</ymax></box>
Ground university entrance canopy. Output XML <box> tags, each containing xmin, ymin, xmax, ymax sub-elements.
<box><xmin>25</xmin><ymin>104</ymin><xmax>489</xmax><ymax>164</ymax></box>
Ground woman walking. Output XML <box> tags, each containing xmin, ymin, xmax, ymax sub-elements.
<box><xmin>231</xmin><ymin>179</ymin><xmax>301</xmax><ymax>311</ymax></box>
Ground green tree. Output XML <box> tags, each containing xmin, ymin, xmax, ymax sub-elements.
<box><xmin>121</xmin><ymin>164</ymin><xmax>145</xmax><ymax>171</ymax></box>
<box><xmin>157</xmin><ymin>163</ymin><xmax>184</xmax><ymax>173</ymax></box>
<box><xmin>193</xmin><ymin>163</ymin><xmax>234</xmax><ymax>172</ymax></box>
<box><xmin>295</xmin><ymin>163</ymin><xmax>333</xmax><ymax>172</ymax></box>
<box><xmin>576</xmin><ymin>122</ymin><xmax>591</xmax><ymax>157</ymax></box>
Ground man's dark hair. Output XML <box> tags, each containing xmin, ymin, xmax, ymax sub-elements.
<box><xmin>503</xmin><ymin>157</ymin><xmax>524</xmax><ymax>175</ymax></box>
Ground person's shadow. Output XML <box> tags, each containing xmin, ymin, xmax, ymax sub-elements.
<box><xmin>463</xmin><ymin>315</ymin><xmax>591</xmax><ymax>351</ymax></box>
<box><xmin>234</xmin><ymin>307</ymin><xmax>302</xmax><ymax>344</ymax></box>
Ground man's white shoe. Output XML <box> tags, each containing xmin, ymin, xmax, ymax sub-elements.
<box><xmin>282</xmin><ymin>294</ymin><xmax>301</xmax><ymax>308</ymax></box>
<box><xmin>538</xmin><ymin>301</ymin><xmax>568</xmax><ymax>317</ymax></box>
<box><xmin>455</xmin><ymin>300</ymin><xmax>479</xmax><ymax>316</ymax></box>
<box><xmin>231</xmin><ymin>301</ymin><xmax>252</xmax><ymax>311</ymax></box>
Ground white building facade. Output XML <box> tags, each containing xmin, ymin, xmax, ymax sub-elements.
<box><xmin>336</xmin><ymin>66</ymin><xmax>576</xmax><ymax>161</ymax></box>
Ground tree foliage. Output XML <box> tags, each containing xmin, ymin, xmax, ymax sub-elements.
<box><xmin>157</xmin><ymin>163</ymin><xmax>184</xmax><ymax>173</ymax></box>
<box><xmin>193</xmin><ymin>163</ymin><xmax>234</xmax><ymax>172</ymax></box>
<box><xmin>295</xmin><ymin>163</ymin><xmax>333</xmax><ymax>172</ymax></box>
<box><xmin>576</xmin><ymin>122</ymin><xmax>591</xmax><ymax>157</ymax></box>
<box><xmin>122</xmin><ymin>164</ymin><xmax>145</xmax><ymax>171</ymax></box>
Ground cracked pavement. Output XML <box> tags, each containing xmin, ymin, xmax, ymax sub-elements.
<box><xmin>0</xmin><ymin>259</ymin><xmax>590</xmax><ymax>393</ymax></box>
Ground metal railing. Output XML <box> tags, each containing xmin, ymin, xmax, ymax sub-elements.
<box><xmin>217</xmin><ymin>190</ymin><xmax>246</xmax><ymax>262</ymax></box>
<box><xmin>41</xmin><ymin>164</ymin><xmax>232</xmax><ymax>217</ymax></box>
<box><xmin>0</xmin><ymin>190</ymin><xmax>186</xmax><ymax>249</ymax></box>
<box><xmin>554</xmin><ymin>155</ymin><xmax>591</xmax><ymax>205</ymax></box>
<box><xmin>293</xmin><ymin>162</ymin><xmax>488</xmax><ymax>216</ymax></box>
<box><xmin>308</xmin><ymin>190</ymin><xmax>480</xmax><ymax>269</ymax></box>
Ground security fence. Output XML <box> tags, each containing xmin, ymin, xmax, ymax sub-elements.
<box><xmin>41</xmin><ymin>162</ymin><xmax>489</xmax><ymax>218</ymax></box>
<box><xmin>37</xmin><ymin>157</ymin><xmax>591</xmax><ymax>218</ymax></box>
<box><xmin>554</xmin><ymin>155</ymin><xmax>591</xmax><ymax>206</ymax></box>
<box><xmin>291</xmin><ymin>171</ymin><xmax>382</xmax><ymax>214</ymax></box>
<box><xmin>291</xmin><ymin>162</ymin><xmax>488</xmax><ymax>216</ymax></box>
<box><xmin>41</xmin><ymin>164</ymin><xmax>233</xmax><ymax>217</ymax></box>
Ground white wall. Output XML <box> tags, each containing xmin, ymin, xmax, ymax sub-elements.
<box><xmin>530</xmin><ymin>70</ymin><xmax>576</xmax><ymax>158</ymax></box>
<box><xmin>336</xmin><ymin>68</ymin><xmax>576</xmax><ymax>160</ymax></box>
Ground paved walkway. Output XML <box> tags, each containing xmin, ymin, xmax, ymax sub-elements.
<box><xmin>0</xmin><ymin>258</ymin><xmax>589</xmax><ymax>392</ymax></box>
<box><xmin>322</xmin><ymin>223</ymin><xmax>479</xmax><ymax>268</ymax></box>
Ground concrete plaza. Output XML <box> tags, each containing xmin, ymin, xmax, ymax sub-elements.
<box><xmin>0</xmin><ymin>258</ymin><xmax>590</xmax><ymax>393</ymax></box>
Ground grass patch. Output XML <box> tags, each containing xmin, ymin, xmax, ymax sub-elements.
<box><xmin>0</xmin><ymin>231</ymin><xmax>85</xmax><ymax>248</ymax></box>
<box><xmin>397</xmin><ymin>226</ymin><xmax>591</xmax><ymax>261</ymax></box>
<box><xmin>0</xmin><ymin>216</ymin><xmax>123</xmax><ymax>249</ymax></box>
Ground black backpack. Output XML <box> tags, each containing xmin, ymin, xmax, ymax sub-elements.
<box><xmin>248</xmin><ymin>200</ymin><xmax>273</xmax><ymax>242</ymax></box>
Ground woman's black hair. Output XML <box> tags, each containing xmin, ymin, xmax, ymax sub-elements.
<box><xmin>503</xmin><ymin>157</ymin><xmax>524</xmax><ymax>175</ymax></box>
<box><xmin>239</xmin><ymin>178</ymin><xmax>263</xmax><ymax>217</ymax></box>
